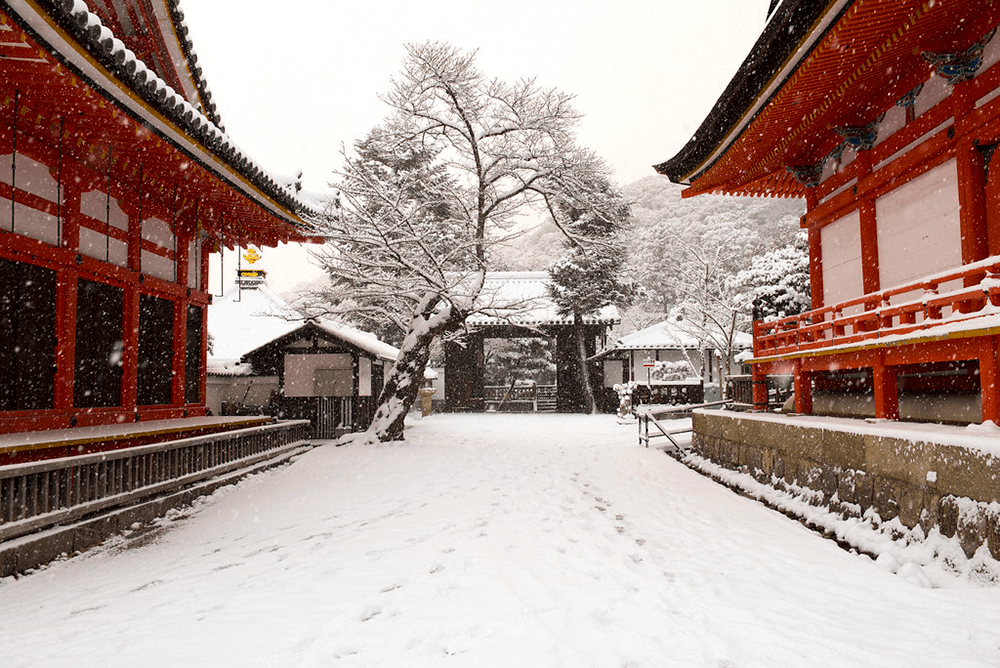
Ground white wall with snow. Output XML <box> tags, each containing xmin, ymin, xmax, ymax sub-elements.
<box><xmin>876</xmin><ymin>158</ymin><xmax>961</xmax><ymax>292</ymax></box>
<box><xmin>284</xmin><ymin>353</ymin><xmax>353</xmax><ymax>398</ymax></box>
<box><xmin>820</xmin><ymin>209</ymin><xmax>862</xmax><ymax>307</ymax></box>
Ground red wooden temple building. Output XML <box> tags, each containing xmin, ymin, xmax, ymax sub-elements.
<box><xmin>658</xmin><ymin>0</ymin><xmax>1000</xmax><ymax>425</ymax></box>
<box><xmin>0</xmin><ymin>0</ymin><xmax>320</xmax><ymax>439</ymax></box>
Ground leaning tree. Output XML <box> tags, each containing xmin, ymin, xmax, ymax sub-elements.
<box><xmin>311</xmin><ymin>42</ymin><xmax>618</xmax><ymax>441</ymax></box>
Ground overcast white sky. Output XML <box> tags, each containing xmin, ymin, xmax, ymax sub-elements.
<box><xmin>186</xmin><ymin>0</ymin><xmax>774</xmax><ymax>295</ymax></box>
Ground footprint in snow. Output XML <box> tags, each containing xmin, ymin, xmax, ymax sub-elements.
<box><xmin>361</xmin><ymin>606</ymin><xmax>382</xmax><ymax>622</ymax></box>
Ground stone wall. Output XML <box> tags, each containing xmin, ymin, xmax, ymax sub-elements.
<box><xmin>692</xmin><ymin>411</ymin><xmax>1000</xmax><ymax>558</ymax></box>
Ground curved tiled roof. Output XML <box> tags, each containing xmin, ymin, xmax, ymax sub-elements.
<box><xmin>165</xmin><ymin>0</ymin><xmax>224</xmax><ymax>130</ymax></box>
<box><xmin>654</xmin><ymin>0</ymin><xmax>842</xmax><ymax>186</ymax></box>
<box><xmin>656</xmin><ymin>0</ymin><xmax>1000</xmax><ymax>198</ymax></box>
<box><xmin>46</xmin><ymin>0</ymin><xmax>319</xmax><ymax>220</ymax></box>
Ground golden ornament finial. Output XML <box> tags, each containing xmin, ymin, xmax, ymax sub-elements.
<box><xmin>243</xmin><ymin>247</ymin><xmax>262</xmax><ymax>265</ymax></box>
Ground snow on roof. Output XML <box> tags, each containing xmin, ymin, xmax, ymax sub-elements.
<box><xmin>303</xmin><ymin>319</ymin><xmax>400</xmax><ymax>363</ymax></box>
<box><xmin>466</xmin><ymin>272</ymin><xmax>620</xmax><ymax>327</ymax></box>
<box><xmin>208</xmin><ymin>283</ymin><xmax>306</xmax><ymax>365</ymax></box>
<box><xmin>603</xmin><ymin>317</ymin><xmax>754</xmax><ymax>354</ymax></box>
<box><xmin>208</xmin><ymin>283</ymin><xmax>398</xmax><ymax>374</ymax></box>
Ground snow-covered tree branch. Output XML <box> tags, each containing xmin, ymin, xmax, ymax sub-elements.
<box><xmin>305</xmin><ymin>42</ymin><xmax>618</xmax><ymax>441</ymax></box>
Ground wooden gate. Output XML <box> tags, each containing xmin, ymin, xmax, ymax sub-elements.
<box><xmin>313</xmin><ymin>396</ymin><xmax>354</xmax><ymax>439</ymax></box>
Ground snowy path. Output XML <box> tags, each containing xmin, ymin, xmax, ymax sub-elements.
<box><xmin>2</xmin><ymin>413</ymin><xmax>1000</xmax><ymax>667</ymax></box>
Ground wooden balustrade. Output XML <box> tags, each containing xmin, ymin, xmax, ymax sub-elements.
<box><xmin>754</xmin><ymin>259</ymin><xmax>1000</xmax><ymax>357</ymax></box>
<box><xmin>0</xmin><ymin>420</ymin><xmax>310</xmax><ymax>543</ymax></box>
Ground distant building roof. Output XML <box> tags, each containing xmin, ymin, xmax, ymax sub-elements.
<box><xmin>598</xmin><ymin>317</ymin><xmax>753</xmax><ymax>357</ymax></box>
<box><xmin>466</xmin><ymin>272</ymin><xmax>620</xmax><ymax>328</ymax></box>
<box><xmin>207</xmin><ymin>279</ymin><xmax>397</xmax><ymax>376</ymax></box>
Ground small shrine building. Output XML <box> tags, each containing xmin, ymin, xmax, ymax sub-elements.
<box><xmin>207</xmin><ymin>267</ymin><xmax>398</xmax><ymax>439</ymax></box>
<box><xmin>0</xmin><ymin>1</ymin><xmax>320</xmax><ymax>440</ymax></box>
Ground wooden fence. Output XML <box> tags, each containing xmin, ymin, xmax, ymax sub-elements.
<box><xmin>0</xmin><ymin>420</ymin><xmax>310</xmax><ymax>544</ymax></box>
<box><xmin>726</xmin><ymin>374</ymin><xmax>794</xmax><ymax>410</ymax></box>
<box><xmin>484</xmin><ymin>384</ymin><xmax>557</xmax><ymax>412</ymax></box>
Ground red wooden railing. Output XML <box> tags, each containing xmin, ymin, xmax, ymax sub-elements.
<box><xmin>754</xmin><ymin>258</ymin><xmax>1000</xmax><ymax>357</ymax></box>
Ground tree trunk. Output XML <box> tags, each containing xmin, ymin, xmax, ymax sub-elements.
<box><xmin>364</xmin><ymin>294</ymin><xmax>464</xmax><ymax>442</ymax></box>
<box><xmin>573</xmin><ymin>311</ymin><xmax>598</xmax><ymax>414</ymax></box>
<box><xmin>368</xmin><ymin>327</ymin><xmax>434</xmax><ymax>441</ymax></box>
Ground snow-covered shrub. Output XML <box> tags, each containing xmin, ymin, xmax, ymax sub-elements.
<box><xmin>613</xmin><ymin>380</ymin><xmax>637</xmax><ymax>419</ymax></box>
<box><xmin>650</xmin><ymin>360</ymin><xmax>697</xmax><ymax>382</ymax></box>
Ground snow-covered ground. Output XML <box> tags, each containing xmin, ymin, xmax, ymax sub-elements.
<box><xmin>2</xmin><ymin>413</ymin><xmax>1000</xmax><ymax>667</ymax></box>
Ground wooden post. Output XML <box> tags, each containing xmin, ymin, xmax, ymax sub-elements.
<box><xmin>121</xmin><ymin>283</ymin><xmax>140</xmax><ymax>413</ymax></box>
<box><xmin>53</xmin><ymin>268</ymin><xmax>77</xmax><ymax>413</ymax></box>
<box><xmin>171</xmin><ymin>299</ymin><xmax>186</xmax><ymax>408</ymax></box>
<box><xmin>859</xmin><ymin>200</ymin><xmax>880</xmax><ymax>298</ymax></box>
<box><xmin>872</xmin><ymin>353</ymin><xmax>898</xmax><ymax>420</ymax></box>
<box><xmin>751</xmin><ymin>365</ymin><xmax>768</xmax><ymax>411</ymax></box>
<box><xmin>957</xmin><ymin>140</ymin><xmax>988</xmax><ymax>270</ymax></box>
<box><xmin>980</xmin><ymin>335</ymin><xmax>999</xmax><ymax>425</ymax></box>
<box><xmin>793</xmin><ymin>361</ymin><xmax>812</xmax><ymax>414</ymax></box>
<box><xmin>808</xmin><ymin>226</ymin><xmax>823</xmax><ymax>310</ymax></box>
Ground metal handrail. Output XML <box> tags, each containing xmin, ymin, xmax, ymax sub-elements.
<box><xmin>638</xmin><ymin>400</ymin><xmax>730</xmax><ymax>451</ymax></box>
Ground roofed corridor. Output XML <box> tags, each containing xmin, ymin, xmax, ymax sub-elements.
<box><xmin>2</xmin><ymin>413</ymin><xmax>999</xmax><ymax>667</ymax></box>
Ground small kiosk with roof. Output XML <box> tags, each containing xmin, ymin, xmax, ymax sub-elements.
<box><xmin>208</xmin><ymin>268</ymin><xmax>398</xmax><ymax>438</ymax></box>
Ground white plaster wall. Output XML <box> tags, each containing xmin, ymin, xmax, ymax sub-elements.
<box><xmin>603</xmin><ymin>360</ymin><xmax>624</xmax><ymax>388</ymax></box>
<box><xmin>914</xmin><ymin>73</ymin><xmax>951</xmax><ymax>118</ymax></box>
<box><xmin>875</xmin><ymin>105</ymin><xmax>906</xmax><ymax>149</ymax></box>
<box><xmin>81</xmin><ymin>191</ymin><xmax>128</xmax><ymax>231</ymax></box>
<box><xmin>284</xmin><ymin>353</ymin><xmax>353</xmax><ymax>397</ymax></box>
<box><xmin>142</xmin><ymin>216</ymin><xmax>173</xmax><ymax>248</ymax></box>
<box><xmin>876</xmin><ymin>159</ymin><xmax>961</xmax><ymax>291</ymax></box>
<box><xmin>142</xmin><ymin>249</ymin><xmax>174</xmax><ymax>282</ymax></box>
<box><xmin>821</xmin><ymin>209</ymin><xmax>863</xmax><ymax>306</ymax></box>
<box><xmin>0</xmin><ymin>154</ymin><xmax>59</xmax><ymax>201</ymax></box>
<box><xmin>981</xmin><ymin>32</ymin><xmax>1000</xmax><ymax>75</ymax></box>
<box><xmin>188</xmin><ymin>238</ymin><xmax>200</xmax><ymax>290</ymax></box>
<box><xmin>358</xmin><ymin>357</ymin><xmax>372</xmax><ymax>397</ymax></box>
<box><xmin>0</xmin><ymin>198</ymin><xmax>59</xmax><ymax>246</ymax></box>
<box><xmin>80</xmin><ymin>226</ymin><xmax>127</xmax><ymax>266</ymax></box>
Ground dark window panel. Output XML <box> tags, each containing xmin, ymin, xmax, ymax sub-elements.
<box><xmin>0</xmin><ymin>258</ymin><xmax>56</xmax><ymax>410</ymax></box>
<box><xmin>137</xmin><ymin>294</ymin><xmax>174</xmax><ymax>406</ymax></box>
<box><xmin>74</xmin><ymin>279</ymin><xmax>124</xmax><ymax>408</ymax></box>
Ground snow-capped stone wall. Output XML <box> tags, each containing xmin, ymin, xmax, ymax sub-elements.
<box><xmin>691</xmin><ymin>410</ymin><xmax>1000</xmax><ymax>560</ymax></box>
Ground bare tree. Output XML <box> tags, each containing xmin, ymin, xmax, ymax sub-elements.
<box><xmin>309</xmin><ymin>42</ymin><xmax>615</xmax><ymax>441</ymax></box>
